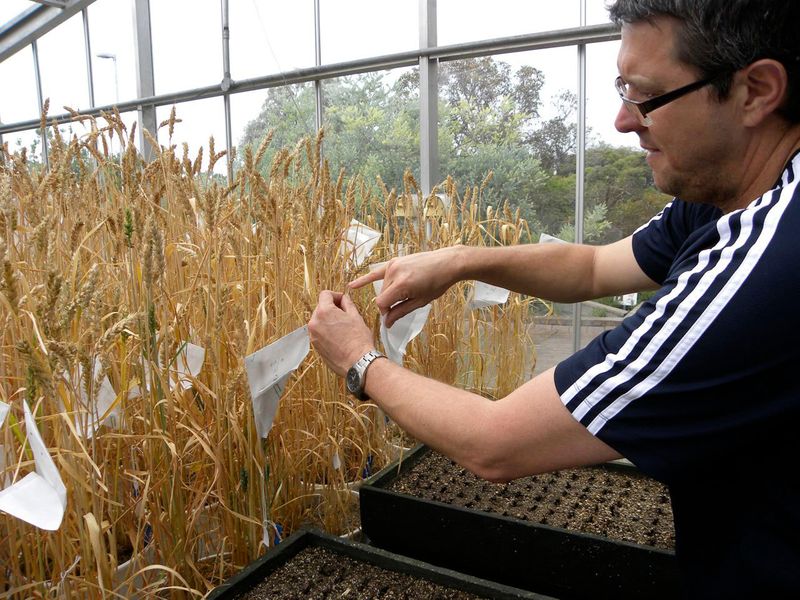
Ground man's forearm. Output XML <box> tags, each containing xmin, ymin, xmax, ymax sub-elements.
<box><xmin>454</xmin><ymin>243</ymin><xmax>602</xmax><ymax>302</ymax></box>
<box><xmin>361</xmin><ymin>357</ymin><xmax>621</xmax><ymax>482</ymax></box>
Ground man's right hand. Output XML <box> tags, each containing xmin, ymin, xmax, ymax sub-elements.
<box><xmin>349</xmin><ymin>245</ymin><xmax>467</xmax><ymax>328</ymax></box>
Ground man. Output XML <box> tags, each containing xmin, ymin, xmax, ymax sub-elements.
<box><xmin>308</xmin><ymin>0</ymin><xmax>800</xmax><ymax>596</ymax></box>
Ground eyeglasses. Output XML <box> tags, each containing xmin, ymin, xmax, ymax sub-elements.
<box><xmin>615</xmin><ymin>75</ymin><xmax>716</xmax><ymax>126</ymax></box>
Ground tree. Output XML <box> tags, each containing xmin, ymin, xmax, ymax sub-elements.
<box><xmin>527</xmin><ymin>90</ymin><xmax>577</xmax><ymax>175</ymax></box>
<box><xmin>236</xmin><ymin>57</ymin><xmax>667</xmax><ymax>242</ymax></box>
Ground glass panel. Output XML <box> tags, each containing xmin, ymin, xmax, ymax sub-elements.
<box><xmin>229</xmin><ymin>0</ymin><xmax>315</xmax><ymax>80</ymax></box>
<box><xmin>580</xmin><ymin>41</ymin><xmax>670</xmax><ymax>348</ymax></box>
<box><xmin>88</xmin><ymin>0</ymin><xmax>137</xmax><ymax>106</ymax></box>
<box><xmin>231</xmin><ymin>83</ymin><xmax>317</xmax><ymax>176</ymax></box>
<box><xmin>2</xmin><ymin>128</ymin><xmax>44</xmax><ymax>165</ymax></box>
<box><xmin>36</xmin><ymin>13</ymin><xmax>90</xmax><ymax>116</ymax></box>
<box><xmin>587</xmin><ymin>1</ymin><xmax>613</xmax><ymax>25</ymax></box>
<box><xmin>437</xmin><ymin>48</ymin><xmax>577</xmax><ymax>373</ymax></box>
<box><xmin>150</xmin><ymin>0</ymin><xmax>222</xmax><ymax>95</ymax></box>
<box><xmin>0</xmin><ymin>46</ymin><xmax>39</xmax><ymax>123</ymax></box>
<box><xmin>321</xmin><ymin>67</ymin><xmax>419</xmax><ymax>193</ymax></box>
<box><xmin>319</xmin><ymin>0</ymin><xmax>416</xmax><ymax>64</ymax></box>
<box><xmin>586</xmin><ymin>40</ymin><xmax>635</xmax><ymax>150</ymax></box>
<box><xmin>0</xmin><ymin>1</ymin><xmax>31</xmax><ymax>25</ymax></box>
<box><xmin>157</xmin><ymin>98</ymin><xmax>227</xmax><ymax>176</ymax></box>
<box><xmin>439</xmin><ymin>0</ymin><xmax>581</xmax><ymax>46</ymax></box>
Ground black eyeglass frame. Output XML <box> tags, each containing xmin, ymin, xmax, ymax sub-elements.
<box><xmin>615</xmin><ymin>75</ymin><xmax>717</xmax><ymax>126</ymax></box>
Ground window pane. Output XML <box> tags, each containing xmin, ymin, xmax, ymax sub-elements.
<box><xmin>0</xmin><ymin>47</ymin><xmax>39</xmax><ymax>123</ymax></box>
<box><xmin>319</xmin><ymin>0</ymin><xmax>417</xmax><ymax>64</ymax></box>
<box><xmin>439</xmin><ymin>0</ymin><xmax>581</xmax><ymax>46</ymax></box>
<box><xmin>2</xmin><ymin>128</ymin><xmax>44</xmax><ymax>164</ymax></box>
<box><xmin>586</xmin><ymin>40</ymin><xmax>633</xmax><ymax>149</ymax></box>
<box><xmin>587</xmin><ymin>1</ymin><xmax>613</xmax><ymax>25</ymax></box>
<box><xmin>37</xmin><ymin>13</ymin><xmax>90</xmax><ymax>116</ymax></box>
<box><xmin>580</xmin><ymin>40</ymin><xmax>669</xmax><ymax>348</ymax></box>
<box><xmin>437</xmin><ymin>48</ymin><xmax>577</xmax><ymax>371</ymax></box>
<box><xmin>88</xmin><ymin>0</ymin><xmax>137</xmax><ymax>106</ymax></box>
<box><xmin>157</xmin><ymin>98</ymin><xmax>227</xmax><ymax>176</ymax></box>
<box><xmin>321</xmin><ymin>68</ymin><xmax>419</xmax><ymax>193</ymax></box>
<box><xmin>0</xmin><ymin>1</ymin><xmax>31</xmax><ymax>25</ymax></box>
<box><xmin>150</xmin><ymin>0</ymin><xmax>222</xmax><ymax>95</ymax></box>
<box><xmin>232</xmin><ymin>83</ymin><xmax>317</xmax><ymax>175</ymax></box>
<box><xmin>229</xmin><ymin>1</ymin><xmax>315</xmax><ymax>80</ymax></box>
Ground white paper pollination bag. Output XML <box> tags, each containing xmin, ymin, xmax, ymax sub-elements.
<box><xmin>370</xmin><ymin>263</ymin><xmax>432</xmax><ymax>364</ymax></box>
<box><xmin>0</xmin><ymin>400</ymin><xmax>68</xmax><ymax>530</ymax></box>
<box><xmin>467</xmin><ymin>281</ymin><xmax>510</xmax><ymax>310</ymax></box>
<box><xmin>341</xmin><ymin>219</ymin><xmax>381</xmax><ymax>268</ymax></box>
<box><xmin>127</xmin><ymin>342</ymin><xmax>206</xmax><ymax>400</ymax></box>
<box><xmin>245</xmin><ymin>326</ymin><xmax>310</xmax><ymax>438</ymax></box>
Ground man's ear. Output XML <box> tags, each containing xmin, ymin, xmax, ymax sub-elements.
<box><xmin>738</xmin><ymin>59</ymin><xmax>789</xmax><ymax>126</ymax></box>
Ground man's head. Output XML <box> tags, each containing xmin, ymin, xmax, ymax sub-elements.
<box><xmin>609</xmin><ymin>0</ymin><xmax>800</xmax><ymax>122</ymax></box>
<box><xmin>609</xmin><ymin>0</ymin><xmax>800</xmax><ymax>210</ymax></box>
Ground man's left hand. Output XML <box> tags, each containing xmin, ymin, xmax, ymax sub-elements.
<box><xmin>308</xmin><ymin>291</ymin><xmax>376</xmax><ymax>377</ymax></box>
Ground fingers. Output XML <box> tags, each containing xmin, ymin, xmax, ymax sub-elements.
<box><xmin>349</xmin><ymin>266</ymin><xmax>386</xmax><ymax>290</ymax></box>
<box><xmin>384</xmin><ymin>298</ymin><xmax>425</xmax><ymax>328</ymax></box>
<box><xmin>317</xmin><ymin>290</ymin><xmax>343</xmax><ymax>308</ymax></box>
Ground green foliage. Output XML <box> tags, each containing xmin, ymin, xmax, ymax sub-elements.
<box><xmin>237</xmin><ymin>58</ymin><xmax>669</xmax><ymax>239</ymax></box>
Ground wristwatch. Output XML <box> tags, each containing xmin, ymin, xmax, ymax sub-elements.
<box><xmin>346</xmin><ymin>349</ymin><xmax>386</xmax><ymax>400</ymax></box>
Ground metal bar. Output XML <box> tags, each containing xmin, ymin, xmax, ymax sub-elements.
<box><xmin>31</xmin><ymin>39</ymin><xmax>48</xmax><ymax>168</ymax></box>
<box><xmin>132</xmin><ymin>0</ymin><xmax>156</xmax><ymax>159</ymax></box>
<box><xmin>31</xmin><ymin>1</ymin><xmax>68</xmax><ymax>8</ymax></box>
<box><xmin>221</xmin><ymin>0</ymin><xmax>233</xmax><ymax>182</ymax></box>
<box><xmin>419</xmin><ymin>0</ymin><xmax>439</xmax><ymax>196</ymax></box>
<box><xmin>0</xmin><ymin>1</ymin><xmax>97</xmax><ymax>63</ymax></box>
<box><xmin>313</xmin><ymin>0</ymin><xmax>323</xmax><ymax>134</ymax></box>
<box><xmin>0</xmin><ymin>109</ymin><xmax>5</xmax><ymax>162</ymax></box>
<box><xmin>572</xmin><ymin>0</ymin><xmax>588</xmax><ymax>353</ymax></box>
<box><xmin>0</xmin><ymin>23</ymin><xmax>620</xmax><ymax>136</ymax></box>
<box><xmin>82</xmin><ymin>8</ymin><xmax>95</xmax><ymax>107</ymax></box>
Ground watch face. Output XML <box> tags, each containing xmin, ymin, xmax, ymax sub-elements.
<box><xmin>346</xmin><ymin>367</ymin><xmax>360</xmax><ymax>394</ymax></box>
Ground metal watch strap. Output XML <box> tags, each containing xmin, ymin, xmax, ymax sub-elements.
<box><xmin>349</xmin><ymin>349</ymin><xmax>385</xmax><ymax>400</ymax></box>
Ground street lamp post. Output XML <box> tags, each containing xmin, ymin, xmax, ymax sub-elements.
<box><xmin>96</xmin><ymin>52</ymin><xmax>119</xmax><ymax>105</ymax></box>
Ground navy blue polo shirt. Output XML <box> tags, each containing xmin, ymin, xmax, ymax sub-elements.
<box><xmin>554</xmin><ymin>154</ymin><xmax>800</xmax><ymax>598</ymax></box>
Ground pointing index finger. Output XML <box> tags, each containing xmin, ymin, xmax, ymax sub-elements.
<box><xmin>349</xmin><ymin>265</ymin><xmax>386</xmax><ymax>290</ymax></box>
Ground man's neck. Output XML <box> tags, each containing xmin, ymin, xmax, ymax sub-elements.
<box><xmin>723</xmin><ymin>124</ymin><xmax>800</xmax><ymax>213</ymax></box>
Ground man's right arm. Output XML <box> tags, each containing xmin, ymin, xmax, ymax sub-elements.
<box><xmin>468</xmin><ymin>236</ymin><xmax>658</xmax><ymax>301</ymax></box>
<box><xmin>350</xmin><ymin>235</ymin><xmax>659</xmax><ymax>327</ymax></box>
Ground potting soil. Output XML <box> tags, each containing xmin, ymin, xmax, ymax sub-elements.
<box><xmin>232</xmin><ymin>545</ymin><xmax>487</xmax><ymax>599</ymax></box>
<box><xmin>388</xmin><ymin>451</ymin><xmax>675</xmax><ymax>550</ymax></box>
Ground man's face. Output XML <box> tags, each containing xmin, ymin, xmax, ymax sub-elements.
<box><xmin>615</xmin><ymin>16</ymin><xmax>742</xmax><ymax>206</ymax></box>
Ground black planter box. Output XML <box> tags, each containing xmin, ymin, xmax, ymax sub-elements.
<box><xmin>360</xmin><ymin>445</ymin><xmax>681</xmax><ymax>600</ymax></box>
<box><xmin>207</xmin><ymin>528</ymin><xmax>553</xmax><ymax>599</ymax></box>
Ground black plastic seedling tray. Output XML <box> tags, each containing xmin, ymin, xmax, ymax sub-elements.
<box><xmin>206</xmin><ymin>528</ymin><xmax>554</xmax><ymax>599</ymax></box>
<box><xmin>359</xmin><ymin>445</ymin><xmax>681</xmax><ymax>600</ymax></box>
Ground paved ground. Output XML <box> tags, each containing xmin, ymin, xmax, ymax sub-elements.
<box><xmin>530</xmin><ymin>320</ymin><xmax>620</xmax><ymax>375</ymax></box>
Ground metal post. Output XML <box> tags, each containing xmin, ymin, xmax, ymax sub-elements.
<box><xmin>0</xmin><ymin>109</ymin><xmax>5</xmax><ymax>164</ymax></box>
<box><xmin>32</xmin><ymin>39</ymin><xmax>48</xmax><ymax>169</ymax></box>
<box><xmin>572</xmin><ymin>0</ymin><xmax>587</xmax><ymax>353</ymax></box>
<box><xmin>221</xmin><ymin>0</ymin><xmax>233</xmax><ymax>183</ymax></box>
<box><xmin>132</xmin><ymin>0</ymin><xmax>157</xmax><ymax>160</ymax></box>
<box><xmin>419</xmin><ymin>0</ymin><xmax>439</xmax><ymax>195</ymax></box>
<box><xmin>83</xmin><ymin>8</ymin><xmax>95</xmax><ymax>108</ymax></box>
<box><xmin>313</xmin><ymin>0</ymin><xmax>323</xmax><ymax>143</ymax></box>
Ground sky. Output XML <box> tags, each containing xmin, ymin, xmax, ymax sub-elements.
<box><xmin>0</xmin><ymin>0</ymin><xmax>637</xmax><ymax>170</ymax></box>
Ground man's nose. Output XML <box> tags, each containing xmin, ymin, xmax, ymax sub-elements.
<box><xmin>614</xmin><ymin>102</ymin><xmax>645</xmax><ymax>134</ymax></box>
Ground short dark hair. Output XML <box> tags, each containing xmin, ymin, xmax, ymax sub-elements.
<box><xmin>608</xmin><ymin>0</ymin><xmax>800</xmax><ymax>122</ymax></box>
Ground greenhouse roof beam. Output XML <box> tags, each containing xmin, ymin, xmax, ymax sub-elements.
<box><xmin>0</xmin><ymin>23</ymin><xmax>619</xmax><ymax>136</ymax></box>
<box><xmin>31</xmin><ymin>1</ymin><xmax>69</xmax><ymax>8</ymax></box>
<box><xmin>0</xmin><ymin>0</ymin><xmax>96</xmax><ymax>63</ymax></box>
